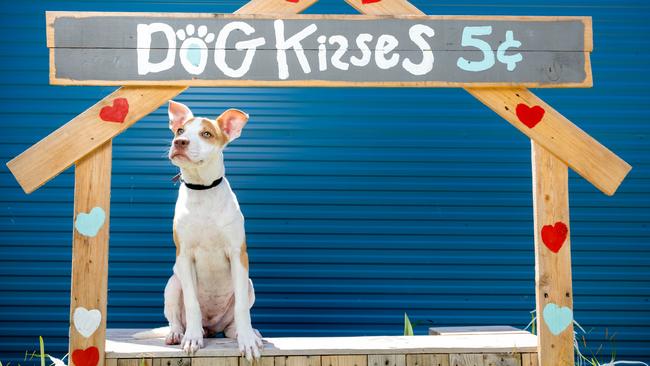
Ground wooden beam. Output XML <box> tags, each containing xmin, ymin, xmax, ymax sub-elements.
<box><xmin>344</xmin><ymin>0</ymin><xmax>629</xmax><ymax>196</ymax></box>
<box><xmin>69</xmin><ymin>141</ymin><xmax>112</xmax><ymax>366</ymax></box>
<box><xmin>532</xmin><ymin>141</ymin><xmax>575</xmax><ymax>366</ymax></box>
<box><xmin>468</xmin><ymin>88</ymin><xmax>630</xmax><ymax>196</ymax></box>
<box><xmin>6</xmin><ymin>86</ymin><xmax>185</xmax><ymax>194</ymax></box>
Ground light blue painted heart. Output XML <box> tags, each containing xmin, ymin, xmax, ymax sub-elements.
<box><xmin>74</xmin><ymin>207</ymin><xmax>106</xmax><ymax>237</ymax></box>
<box><xmin>187</xmin><ymin>44</ymin><xmax>201</xmax><ymax>67</ymax></box>
<box><xmin>543</xmin><ymin>302</ymin><xmax>573</xmax><ymax>335</ymax></box>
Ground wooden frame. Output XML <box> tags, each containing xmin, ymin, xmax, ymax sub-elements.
<box><xmin>4</xmin><ymin>1</ymin><xmax>632</xmax><ymax>365</ymax></box>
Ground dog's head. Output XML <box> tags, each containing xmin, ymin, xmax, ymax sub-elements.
<box><xmin>167</xmin><ymin>100</ymin><xmax>248</xmax><ymax>168</ymax></box>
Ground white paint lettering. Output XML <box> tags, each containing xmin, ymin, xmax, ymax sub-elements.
<box><xmin>274</xmin><ymin>20</ymin><xmax>317</xmax><ymax>80</ymax></box>
<box><xmin>329</xmin><ymin>35</ymin><xmax>350</xmax><ymax>71</ymax></box>
<box><xmin>402</xmin><ymin>24</ymin><xmax>435</xmax><ymax>76</ymax></box>
<box><xmin>137</xmin><ymin>23</ymin><xmax>177</xmax><ymax>75</ymax></box>
<box><xmin>350</xmin><ymin>33</ymin><xmax>373</xmax><ymax>67</ymax></box>
<box><xmin>375</xmin><ymin>34</ymin><xmax>399</xmax><ymax>70</ymax></box>
<box><xmin>214</xmin><ymin>21</ymin><xmax>265</xmax><ymax>78</ymax></box>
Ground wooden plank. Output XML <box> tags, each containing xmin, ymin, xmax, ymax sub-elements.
<box><xmin>405</xmin><ymin>354</ymin><xmax>449</xmax><ymax>366</ymax></box>
<box><xmin>519</xmin><ymin>354</ymin><xmax>538</xmax><ymax>366</ymax></box>
<box><xmin>192</xmin><ymin>358</ymin><xmax>239</xmax><ymax>366</ymax></box>
<box><xmin>429</xmin><ymin>326</ymin><xmax>527</xmax><ymax>336</ymax></box>
<box><xmin>343</xmin><ymin>0</ymin><xmax>627</xmax><ymax>196</ymax></box>
<box><xmin>322</xmin><ymin>356</ymin><xmax>367</xmax><ymax>366</ymax></box>
<box><xmin>483</xmin><ymin>354</ymin><xmax>520</xmax><ymax>366</ymax></box>
<box><xmin>9</xmin><ymin>0</ymin><xmax>318</xmax><ymax>194</ymax></box>
<box><xmin>531</xmin><ymin>142</ymin><xmax>575</xmax><ymax>366</ymax></box>
<box><xmin>107</xmin><ymin>359</ymin><xmax>118</xmax><ymax>366</ymax></box>
<box><xmin>275</xmin><ymin>356</ymin><xmax>322</xmax><ymax>366</ymax></box>
<box><xmin>48</xmin><ymin>12</ymin><xmax>590</xmax><ymax>87</ymax></box>
<box><xmin>467</xmin><ymin>87</ymin><xmax>630</xmax><ymax>196</ymax></box>
<box><xmin>153</xmin><ymin>358</ymin><xmax>192</xmax><ymax>366</ymax></box>
<box><xmin>117</xmin><ymin>360</ymin><xmax>152</xmax><ymax>366</ymax></box>
<box><xmin>6</xmin><ymin>86</ymin><xmax>184</xmax><ymax>194</ymax></box>
<box><xmin>369</xmin><ymin>355</ymin><xmax>405</xmax><ymax>366</ymax></box>
<box><xmin>241</xmin><ymin>356</ymin><xmax>274</xmax><ymax>366</ymax></box>
<box><xmin>449</xmin><ymin>354</ymin><xmax>483</xmax><ymax>366</ymax></box>
<box><xmin>69</xmin><ymin>141</ymin><xmax>112</xmax><ymax>366</ymax></box>
<box><xmin>106</xmin><ymin>330</ymin><xmax>537</xmax><ymax>358</ymax></box>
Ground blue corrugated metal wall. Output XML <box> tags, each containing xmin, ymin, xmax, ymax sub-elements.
<box><xmin>1</xmin><ymin>0</ymin><xmax>648</xmax><ymax>363</ymax></box>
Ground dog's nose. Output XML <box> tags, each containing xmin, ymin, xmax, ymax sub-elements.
<box><xmin>174</xmin><ymin>138</ymin><xmax>189</xmax><ymax>148</ymax></box>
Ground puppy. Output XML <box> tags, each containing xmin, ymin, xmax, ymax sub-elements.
<box><xmin>161</xmin><ymin>100</ymin><xmax>262</xmax><ymax>359</ymax></box>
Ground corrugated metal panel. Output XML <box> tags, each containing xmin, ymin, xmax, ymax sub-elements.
<box><xmin>0</xmin><ymin>0</ymin><xmax>648</xmax><ymax>363</ymax></box>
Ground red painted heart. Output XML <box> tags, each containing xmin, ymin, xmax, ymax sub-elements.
<box><xmin>72</xmin><ymin>346</ymin><xmax>99</xmax><ymax>366</ymax></box>
<box><xmin>362</xmin><ymin>0</ymin><xmax>381</xmax><ymax>3</ymax></box>
<box><xmin>541</xmin><ymin>221</ymin><xmax>568</xmax><ymax>253</ymax></box>
<box><xmin>99</xmin><ymin>98</ymin><xmax>129</xmax><ymax>123</ymax></box>
<box><xmin>515</xmin><ymin>103</ymin><xmax>545</xmax><ymax>128</ymax></box>
<box><xmin>285</xmin><ymin>0</ymin><xmax>299</xmax><ymax>2</ymax></box>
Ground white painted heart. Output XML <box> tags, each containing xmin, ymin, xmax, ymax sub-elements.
<box><xmin>73</xmin><ymin>307</ymin><xmax>102</xmax><ymax>338</ymax></box>
<box><xmin>74</xmin><ymin>207</ymin><xmax>106</xmax><ymax>237</ymax></box>
<box><xmin>543</xmin><ymin>302</ymin><xmax>573</xmax><ymax>336</ymax></box>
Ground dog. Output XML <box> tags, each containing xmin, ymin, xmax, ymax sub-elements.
<box><xmin>134</xmin><ymin>100</ymin><xmax>263</xmax><ymax>360</ymax></box>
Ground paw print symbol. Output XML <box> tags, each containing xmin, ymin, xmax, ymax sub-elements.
<box><xmin>177</xmin><ymin>25</ymin><xmax>215</xmax><ymax>75</ymax></box>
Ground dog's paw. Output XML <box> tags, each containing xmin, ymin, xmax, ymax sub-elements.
<box><xmin>237</xmin><ymin>328</ymin><xmax>263</xmax><ymax>361</ymax></box>
<box><xmin>165</xmin><ymin>329</ymin><xmax>183</xmax><ymax>345</ymax></box>
<box><xmin>181</xmin><ymin>327</ymin><xmax>204</xmax><ymax>355</ymax></box>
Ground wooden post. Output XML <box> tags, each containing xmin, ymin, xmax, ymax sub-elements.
<box><xmin>70</xmin><ymin>141</ymin><xmax>112</xmax><ymax>366</ymax></box>
<box><xmin>531</xmin><ymin>141</ymin><xmax>575</xmax><ymax>366</ymax></box>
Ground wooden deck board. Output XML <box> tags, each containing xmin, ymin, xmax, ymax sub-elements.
<box><xmin>106</xmin><ymin>329</ymin><xmax>537</xmax><ymax>359</ymax></box>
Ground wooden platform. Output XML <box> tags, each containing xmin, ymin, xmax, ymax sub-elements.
<box><xmin>106</xmin><ymin>329</ymin><xmax>539</xmax><ymax>366</ymax></box>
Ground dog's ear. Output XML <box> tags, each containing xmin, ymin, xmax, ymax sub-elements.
<box><xmin>168</xmin><ymin>100</ymin><xmax>194</xmax><ymax>131</ymax></box>
<box><xmin>217</xmin><ymin>109</ymin><xmax>249</xmax><ymax>142</ymax></box>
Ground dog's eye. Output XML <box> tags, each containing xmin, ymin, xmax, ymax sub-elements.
<box><xmin>202</xmin><ymin>131</ymin><xmax>213</xmax><ymax>138</ymax></box>
<box><xmin>176</xmin><ymin>128</ymin><xmax>184</xmax><ymax>135</ymax></box>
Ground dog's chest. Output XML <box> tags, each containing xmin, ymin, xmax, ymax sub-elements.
<box><xmin>174</xmin><ymin>183</ymin><xmax>244</xmax><ymax>252</ymax></box>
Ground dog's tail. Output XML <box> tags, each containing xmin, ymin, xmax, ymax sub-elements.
<box><xmin>132</xmin><ymin>326</ymin><xmax>169</xmax><ymax>339</ymax></box>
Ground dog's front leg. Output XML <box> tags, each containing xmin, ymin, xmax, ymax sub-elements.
<box><xmin>231</xmin><ymin>240</ymin><xmax>263</xmax><ymax>360</ymax></box>
<box><xmin>174</xmin><ymin>255</ymin><xmax>204</xmax><ymax>354</ymax></box>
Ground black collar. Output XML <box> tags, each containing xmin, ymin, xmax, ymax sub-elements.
<box><xmin>181</xmin><ymin>177</ymin><xmax>224</xmax><ymax>190</ymax></box>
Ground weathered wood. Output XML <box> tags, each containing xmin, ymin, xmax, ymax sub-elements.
<box><xmin>275</xmin><ymin>356</ymin><xmax>322</xmax><ymax>366</ymax></box>
<box><xmin>369</xmin><ymin>354</ymin><xmax>405</xmax><ymax>366</ymax></box>
<box><xmin>240</xmin><ymin>356</ymin><xmax>274</xmax><ymax>366</ymax></box>
<box><xmin>6</xmin><ymin>86</ymin><xmax>184</xmax><ymax>194</ymax></box>
<box><xmin>69</xmin><ymin>141</ymin><xmax>112</xmax><ymax>366</ymax></box>
<box><xmin>152</xmin><ymin>358</ymin><xmax>191</xmax><ymax>366</ymax></box>
<box><xmin>429</xmin><ymin>326</ymin><xmax>528</xmax><ymax>336</ymax></box>
<box><xmin>105</xmin><ymin>330</ymin><xmax>538</xmax><ymax>358</ymax></box>
<box><xmin>449</xmin><ymin>354</ymin><xmax>483</xmax><ymax>366</ymax></box>
<box><xmin>483</xmin><ymin>354</ymin><xmax>520</xmax><ymax>366</ymax></box>
<box><xmin>531</xmin><ymin>142</ymin><xmax>575</xmax><ymax>366</ymax></box>
<box><xmin>117</xmin><ymin>360</ymin><xmax>152</xmax><ymax>366</ymax></box>
<box><xmin>405</xmin><ymin>354</ymin><xmax>449</xmax><ymax>366</ymax></box>
<box><xmin>48</xmin><ymin>12</ymin><xmax>590</xmax><ymax>87</ymax></box>
<box><xmin>468</xmin><ymin>87</ymin><xmax>630</xmax><ymax>196</ymax></box>
<box><xmin>322</xmin><ymin>356</ymin><xmax>367</xmax><ymax>366</ymax></box>
<box><xmin>193</xmin><ymin>358</ymin><xmax>239</xmax><ymax>366</ymax></box>
<box><xmin>519</xmin><ymin>354</ymin><xmax>538</xmax><ymax>366</ymax></box>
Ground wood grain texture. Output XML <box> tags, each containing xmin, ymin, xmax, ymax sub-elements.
<box><xmin>482</xmin><ymin>354</ymin><xmax>520</xmax><ymax>366</ymax></box>
<box><xmin>105</xmin><ymin>330</ymin><xmax>537</xmax><ymax>357</ymax></box>
<box><xmin>240</xmin><ymin>357</ymin><xmax>274</xmax><ymax>366</ymax></box>
<box><xmin>369</xmin><ymin>354</ymin><xmax>405</xmax><ymax>366</ymax></box>
<box><xmin>6</xmin><ymin>86</ymin><xmax>184</xmax><ymax>194</ymax></box>
<box><xmin>322</xmin><ymin>356</ymin><xmax>367</xmax><ymax>366</ymax></box>
<box><xmin>531</xmin><ymin>142</ymin><xmax>575</xmax><ymax>366</ymax></box>
<box><xmin>69</xmin><ymin>141</ymin><xmax>112</xmax><ymax>366</ymax></box>
<box><xmin>193</xmin><ymin>358</ymin><xmax>239</xmax><ymax>366</ymax></box>
<box><xmin>152</xmin><ymin>358</ymin><xmax>191</xmax><ymax>366</ymax></box>
<box><xmin>275</xmin><ymin>356</ymin><xmax>322</xmax><ymax>366</ymax></box>
<box><xmin>519</xmin><ymin>354</ymin><xmax>538</xmax><ymax>366</ymax></box>
<box><xmin>118</xmin><ymin>360</ymin><xmax>152</xmax><ymax>366</ymax></box>
<box><xmin>406</xmin><ymin>354</ymin><xmax>449</xmax><ymax>366</ymax></box>
<box><xmin>449</xmin><ymin>354</ymin><xmax>483</xmax><ymax>366</ymax></box>
<box><xmin>467</xmin><ymin>87</ymin><xmax>630</xmax><ymax>196</ymax></box>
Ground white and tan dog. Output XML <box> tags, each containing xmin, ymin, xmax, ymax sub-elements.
<box><xmin>135</xmin><ymin>101</ymin><xmax>263</xmax><ymax>360</ymax></box>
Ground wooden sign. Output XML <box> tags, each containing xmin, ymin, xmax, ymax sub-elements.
<box><xmin>47</xmin><ymin>12</ymin><xmax>592</xmax><ymax>87</ymax></box>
